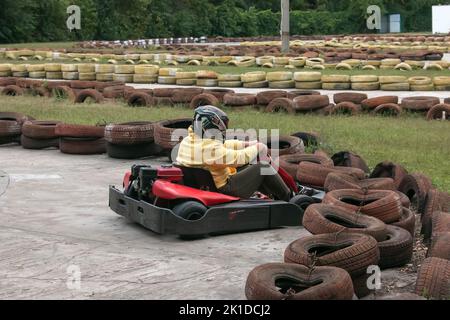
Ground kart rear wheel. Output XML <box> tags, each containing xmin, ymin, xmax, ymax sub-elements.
<box><xmin>173</xmin><ymin>201</ymin><xmax>207</xmax><ymax>221</ymax></box>
<box><xmin>290</xmin><ymin>195</ymin><xmax>315</xmax><ymax>222</ymax></box>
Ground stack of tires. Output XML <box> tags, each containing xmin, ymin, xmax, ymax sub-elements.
<box><xmin>241</xmin><ymin>71</ymin><xmax>267</xmax><ymax>88</ymax></box>
<box><xmin>321</xmin><ymin>74</ymin><xmax>351</xmax><ymax>90</ymax></box>
<box><xmin>196</xmin><ymin>70</ymin><xmax>218</xmax><ymax>87</ymax></box>
<box><xmin>294</xmin><ymin>72</ymin><xmax>322</xmax><ymax>90</ymax></box>
<box><xmin>176</xmin><ymin>71</ymin><xmax>197</xmax><ymax>86</ymax></box>
<box><xmin>0</xmin><ymin>112</ymin><xmax>34</xmax><ymax>145</ymax></box>
<box><xmin>105</xmin><ymin>122</ymin><xmax>162</xmax><ymax>159</ymax></box>
<box><xmin>62</xmin><ymin>64</ymin><xmax>79</xmax><ymax>80</ymax></box>
<box><xmin>96</xmin><ymin>64</ymin><xmax>115</xmax><ymax>82</ymax></box>
<box><xmin>154</xmin><ymin>118</ymin><xmax>192</xmax><ymax>161</ymax></box>
<box><xmin>55</xmin><ymin>124</ymin><xmax>106</xmax><ymax>155</ymax></box>
<box><xmin>21</xmin><ymin>121</ymin><xmax>61</xmax><ymax>150</ymax></box>
<box><xmin>158</xmin><ymin>67</ymin><xmax>179</xmax><ymax>85</ymax></box>
<box><xmin>217</xmin><ymin>74</ymin><xmax>242</xmax><ymax>88</ymax></box>
<box><xmin>266</xmin><ymin>72</ymin><xmax>294</xmax><ymax>89</ymax></box>
<box><xmin>379</xmin><ymin>76</ymin><xmax>410</xmax><ymax>91</ymax></box>
<box><xmin>134</xmin><ymin>65</ymin><xmax>159</xmax><ymax>84</ymax></box>
<box><xmin>351</xmin><ymin>75</ymin><xmax>380</xmax><ymax>91</ymax></box>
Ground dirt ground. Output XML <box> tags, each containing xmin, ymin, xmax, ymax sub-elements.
<box><xmin>0</xmin><ymin>146</ymin><xmax>424</xmax><ymax>299</ymax></box>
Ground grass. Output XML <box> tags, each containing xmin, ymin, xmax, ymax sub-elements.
<box><xmin>0</xmin><ymin>42</ymin><xmax>77</xmax><ymax>49</ymax></box>
<box><xmin>0</xmin><ymin>95</ymin><xmax>449</xmax><ymax>192</ymax></box>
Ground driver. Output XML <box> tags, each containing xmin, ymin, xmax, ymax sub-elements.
<box><xmin>176</xmin><ymin>106</ymin><xmax>291</xmax><ymax>201</ymax></box>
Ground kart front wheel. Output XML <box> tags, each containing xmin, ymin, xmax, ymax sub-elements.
<box><xmin>290</xmin><ymin>195</ymin><xmax>315</xmax><ymax>213</ymax></box>
<box><xmin>173</xmin><ymin>201</ymin><xmax>207</xmax><ymax>221</ymax></box>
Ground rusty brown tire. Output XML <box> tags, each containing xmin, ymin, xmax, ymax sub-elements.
<box><xmin>431</xmin><ymin>211</ymin><xmax>450</xmax><ymax>236</ymax></box>
<box><xmin>154</xmin><ymin>118</ymin><xmax>192</xmax><ymax>150</ymax></box>
<box><xmin>291</xmin><ymin>132</ymin><xmax>320</xmax><ymax>149</ymax></box>
<box><xmin>415</xmin><ymin>257</ymin><xmax>450</xmax><ymax>300</ymax></box>
<box><xmin>126</xmin><ymin>92</ymin><xmax>154</xmax><ymax>107</ymax></box>
<box><xmin>287</xmin><ymin>90</ymin><xmax>320</xmax><ymax>99</ymax></box>
<box><xmin>0</xmin><ymin>78</ymin><xmax>17</xmax><ymax>86</ymax></box>
<box><xmin>265</xmin><ymin>98</ymin><xmax>296</xmax><ymax>114</ymax></box>
<box><xmin>0</xmin><ymin>112</ymin><xmax>34</xmax><ymax>137</ymax></box>
<box><xmin>422</xmin><ymin>189</ymin><xmax>450</xmax><ymax>239</ymax></box>
<box><xmin>1</xmin><ymin>85</ymin><xmax>25</xmax><ymax>96</ymax></box>
<box><xmin>172</xmin><ymin>88</ymin><xmax>204</xmax><ymax>104</ymax></box>
<box><xmin>373</xmin><ymin>103</ymin><xmax>403</xmax><ymax>117</ymax></box>
<box><xmin>59</xmin><ymin>137</ymin><xmax>106</xmax><ymax>155</ymax></box>
<box><xmin>55</xmin><ymin>123</ymin><xmax>105</xmax><ymax>138</ymax></box>
<box><xmin>266</xmin><ymin>135</ymin><xmax>304</xmax><ymax>157</ymax></box>
<box><xmin>106</xmin><ymin>142</ymin><xmax>163</xmax><ymax>159</ymax></box>
<box><xmin>370</xmin><ymin>161</ymin><xmax>408</xmax><ymax>189</ymax></box>
<box><xmin>20</xmin><ymin>135</ymin><xmax>59</xmax><ymax>150</ymax></box>
<box><xmin>204</xmin><ymin>89</ymin><xmax>235</xmax><ymax>102</ymax></box>
<box><xmin>324</xmin><ymin>172</ymin><xmax>396</xmax><ymax>192</ymax></box>
<box><xmin>303</xmin><ymin>204</ymin><xmax>387</xmax><ymax>242</ymax></box>
<box><xmin>293</xmin><ymin>95</ymin><xmax>330</xmax><ymax>112</ymax></box>
<box><xmin>296</xmin><ymin>162</ymin><xmax>365</xmax><ymax>189</ymax></box>
<box><xmin>323</xmin><ymin>189</ymin><xmax>403</xmax><ymax>224</ymax></box>
<box><xmin>331</xmin><ymin>151</ymin><xmax>370</xmax><ymax>173</ymax></box>
<box><xmin>70</xmin><ymin>80</ymin><xmax>97</xmax><ymax>89</ymax></box>
<box><xmin>223</xmin><ymin>93</ymin><xmax>257</xmax><ymax>106</ymax></box>
<box><xmin>391</xmin><ymin>207</ymin><xmax>416</xmax><ymax>237</ymax></box>
<box><xmin>427</xmin><ymin>104</ymin><xmax>450</xmax><ymax>120</ymax></box>
<box><xmin>278</xmin><ymin>154</ymin><xmax>333</xmax><ymax>179</ymax></box>
<box><xmin>74</xmin><ymin>89</ymin><xmax>104</xmax><ymax>104</ymax></box>
<box><xmin>245</xmin><ymin>263</ymin><xmax>354</xmax><ymax>300</ymax></box>
<box><xmin>22</xmin><ymin>120</ymin><xmax>61</xmax><ymax>139</ymax></box>
<box><xmin>189</xmin><ymin>93</ymin><xmax>220</xmax><ymax>109</ymax></box>
<box><xmin>401</xmin><ymin>96</ymin><xmax>440</xmax><ymax>112</ymax></box>
<box><xmin>104</xmin><ymin>122</ymin><xmax>154</xmax><ymax>145</ymax></box>
<box><xmin>398</xmin><ymin>173</ymin><xmax>433</xmax><ymax>215</ymax></box>
<box><xmin>324</xmin><ymin>102</ymin><xmax>361</xmax><ymax>116</ymax></box>
<box><xmin>29</xmin><ymin>86</ymin><xmax>51</xmax><ymax>97</ymax></box>
<box><xmin>378</xmin><ymin>225</ymin><xmax>413</xmax><ymax>270</ymax></box>
<box><xmin>52</xmin><ymin>86</ymin><xmax>76</xmax><ymax>101</ymax></box>
<box><xmin>334</xmin><ymin>92</ymin><xmax>368</xmax><ymax>105</ymax></box>
<box><xmin>153</xmin><ymin>87</ymin><xmax>177</xmax><ymax>98</ymax></box>
<box><xmin>46</xmin><ymin>81</ymin><xmax>69</xmax><ymax>90</ymax></box>
<box><xmin>284</xmin><ymin>233</ymin><xmax>379</xmax><ymax>277</ymax></box>
<box><xmin>361</xmin><ymin>96</ymin><xmax>399</xmax><ymax>110</ymax></box>
<box><xmin>256</xmin><ymin>90</ymin><xmax>287</xmax><ymax>105</ymax></box>
<box><xmin>427</xmin><ymin>232</ymin><xmax>450</xmax><ymax>260</ymax></box>
<box><xmin>103</xmin><ymin>86</ymin><xmax>126</xmax><ymax>99</ymax></box>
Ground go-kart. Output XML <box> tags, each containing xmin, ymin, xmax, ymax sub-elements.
<box><xmin>109</xmin><ymin>164</ymin><xmax>324</xmax><ymax>238</ymax></box>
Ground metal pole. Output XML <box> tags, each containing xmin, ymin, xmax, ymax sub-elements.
<box><xmin>281</xmin><ymin>0</ymin><xmax>290</xmax><ymax>53</ymax></box>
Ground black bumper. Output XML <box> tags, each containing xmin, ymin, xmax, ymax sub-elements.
<box><xmin>109</xmin><ymin>186</ymin><xmax>302</xmax><ymax>237</ymax></box>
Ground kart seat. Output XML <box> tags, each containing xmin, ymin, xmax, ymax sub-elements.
<box><xmin>175</xmin><ymin>165</ymin><xmax>219</xmax><ymax>192</ymax></box>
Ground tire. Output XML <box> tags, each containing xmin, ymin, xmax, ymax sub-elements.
<box><xmin>243</xmin><ymin>80</ymin><xmax>269</xmax><ymax>89</ymax></box>
<box><xmin>0</xmin><ymin>135</ymin><xmax>20</xmax><ymax>145</ymax></box>
<box><xmin>172</xmin><ymin>88</ymin><xmax>204</xmax><ymax>104</ymax></box>
<box><xmin>74</xmin><ymin>89</ymin><xmax>104</xmax><ymax>104</ymax></box>
<box><xmin>289</xmin><ymin>195</ymin><xmax>315</xmax><ymax>220</ymax></box>
<box><xmin>428</xmin><ymin>232</ymin><xmax>450</xmax><ymax>260</ymax></box>
<box><xmin>2</xmin><ymin>85</ymin><xmax>24</xmax><ymax>96</ymax></box>
<box><xmin>256</xmin><ymin>90</ymin><xmax>287</xmax><ymax>105</ymax></box>
<box><xmin>105</xmin><ymin>122</ymin><xmax>154</xmax><ymax>145</ymax></box>
<box><xmin>245</xmin><ymin>263</ymin><xmax>354</xmax><ymax>300</ymax></box>
<box><xmin>196</xmin><ymin>79</ymin><xmax>218</xmax><ymax>87</ymax></box>
<box><xmin>391</xmin><ymin>207</ymin><xmax>416</xmax><ymax>237</ymax></box>
<box><xmin>218</xmin><ymin>81</ymin><xmax>242</xmax><ymax>88</ymax></box>
<box><xmin>287</xmin><ymin>91</ymin><xmax>320</xmax><ymax>99</ymax></box>
<box><xmin>334</xmin><ymin>93</ymin><xmax>368</xmax><ymax>105</ymax></box>
<box><xmin>190</xmin><ymin>93</ymin><xmax>220</xmax><ymax>109</ymax></box>
<box><xmin>297</xmin><ymin>162</ymin><xmax>365</xmax><ymax>189</ymax></box>
<box><xmin>22</xmin><ymin>120</ymin><xmax>61</xmax><ymax>139</ymax></box>
<box><xmin>103</xmin><ymin>86</ymin><xmax>126</xmax><ymax>99</ymax></box>
<box><xmin>322</xmin><ymin>83</ymin><xmax>351</xmax><ymax>90</ymax></box>
<box><xmin>302</xmin><ymin>204</ymin><xmax>387</xmax><ymax>242</ymax></box>
<box><xmin>55</xmin><ymin>124</ymin><xmax>105</xmax><ymax>138</ymax></box>
<box><xmin>295</xmin><ymin>82</ymin><xmax>323</xmax><ymax>90</ymax></box>
<box><xmin>241</xmin><ymin>72</ymin><xmax>266</xmax><ymax>83</ymax></box>
<box><xmin>378</xmin><ymin>225</ymin><xmax>413</xmax><ymax>270</ymax></box>
<box><xmin>20</xmin><ymin>135</ymin><xmax>59</xmax><ymax>150</ymax></box>
<box><xmin>265</xmin><ymin>98</ymin><xmax>295</xmax><ymax>114</ymax></box>
<box><xmin>401</xmin><ymin>97</ymin><xmax>440</xmax><ymax>112</ymax></box>
<box><xmin>294</xmin><ymin>95</ymin><xmax>330</xmax><ymax>112</ymax></box>
<box><xmin>373</xmin><ymin>103</ymin><xmax>402</xmax><ymax>117</ymax></box>
<box><xmin>52</xmin><ymin>86</ymin><xmax>76</xmax><ymax>101</ymax></box>
<box><xmin>398</xmin><ymin>173</ymin><xmax>433</xmax><ymax>215</ymax></box>
<box><xmin>350</xmin><ymin>75</ymin><xmax>379</xmax><ymax>83</ymax></box>
<box><xmin>154</xmin><ymin>118</ymin><xmax>192</xmax><ymax>150</ymax></box>
<box><xmin>0</xmin><ymin>120</ymin><xmax>22</xmax><ymax>137</ymax></box>
<box><xmin>266</xmin><ymin>135</ymin><xmax>304</xmax><ymax>157</ymax></box>
<box><xmin>325</xmin><ymin>102</ymin><xmax>361</xmax><ymax>116</ymax></box>
<box><xmin>409</xmin><ymin>77</ymin><xmax>432</xmax><ymax>86</ymax></box>
<box><xmin>127</xmin><ymin>92</ymin><xmax>154</xmax><ymax>107</ymax></box>
<box><xmin>290</xmin><ymin>132</ymin><xmax>320</xmax><ymax>149</ymax></box>
<box><xmin>323</xmin><ymin>189</ymin><xmax>403</xmax><ymax>224</ymax></box>
<box><xmin>431</xmin><ymin>211</ymin><xmax>450</xmax><ymax>236</ymax></box>
<box><xmin>351</xmin><ymin>82</ymin><xmax>380</xmax><ymax>91</ymax></box>
<box><xmin>422</xmin><ymin>189</ymin><xmax>450</xmax><ymax>239</ymax></box>
<box><xmin>278</xmin><ymin>154</ymin><xmax>333</xmax><ymax>179</ymax></box>
<box><xmin>362</xmin><ymin>96</ymin><xmax>399</xmax><ymax>110</ymax></box>
<box><xmin>106</xmin><ymin>142</ymin><xmax>163</xmax><ymax>159</ymax></box>
<box><xmin>427</xmin><ymin>104</ymin><xmax>450</xmax><ymax>120</ymax></box>
<box><xmin>331</xmin><ymin>151</ymin><xmax>370</xmax><ymax>173</ymax></box>
<box><xmin>324</xmin><ymin>172</ymin><xmax>395</xmax><ymax>192</ymax></box>
<box><xmin>284</xmin><ymin>233</ymin><xmax>379</xmax><ymax>277</ymax></box>
<box><xmin>173</xmin><ymin>201</ymin><xmax>207</xmax><ymax>221</ymax></box>
<box><xmin>370</xmin><ymin>161</ymin><xmax>408</xmax><ymax>189</ymax></box>
<box><xmin>204</xmin><ymin>89</ymin><xmax>235</xmax><ymax>102</ymax></box>
<box><xmin>380</xmin><ymin>83</ymin><xmax>410</xmax><ymax>91</ymax></box>
<box><xmin>321</xmin><ymin>75</ymin><xmax>350</xmax><ymax>83</ymax></box>
<box><xmin>223</xmin><ymin>93</ymin><xmax>256</xmax><ymax>106</ymax></box>
<box><xmin>59</xmin><ymin>137</ymin><xmax>106</xmax><ymax>155</ymax></box>
<box><xmin>294</xmin><ymin>72</ymin><xmax>322</xmax><ymax>82</ymax></box>
<box><xmin>415</xmin><ymin>257</ymin><xmax>450</xmax><ymax>300</ymax></box>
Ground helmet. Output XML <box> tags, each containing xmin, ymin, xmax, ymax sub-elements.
<box><xmin>193</xmin><ymin>105</ymin><xmax>229</xmax><ymax>135</ymax></box>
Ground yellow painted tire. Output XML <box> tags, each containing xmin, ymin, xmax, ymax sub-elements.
<box><xmin>381</xmin><ymin>58</ymin><xmax>402</xmax><ymax>66</ymax></box>
<box><xmin>262</xmin><ymin>63</ymin><xmax>274</xmax><ymax>68</ymax></box>
<box><xmin>32</xmin><ymin>55</ymin><xmax>44</xmax><ymax>61</ymax></box>
<box><xmin>227</xmin><ymin>60</ymin><xmax>239</xmax><ymax>67</ymax></box>
<box><xmin>29</xmin><ymin>71</ymin><xmax>46</xmax><ymax>79</ymax></box>
<box><xmin>0</xmin><ymin>71</ymin><xmax>12</xmax><ymax>77</ymax></box>
<box><xmin>294</xmin><ymin>72</ymin><xmax>322</xmax><ymax>82</ymax></box>
<box><xmin>394</xmin><ymin>63</ymin><xmax>412</xmax><ymax>71</ymax></box>
<box><xmin>11</xmin><ymin>64</ymin><xmax>28</xmax><ymax>72</ymax></box>
<box><xmin>269</xmin><ymin>80</ymin><xmax>295</xmax><ymax>89</ymax></box>
<box><xmin>187</xmin><ymin>60</ymin><xmax>201</xmax><ymax>66</ymax></box>
<box><xmin>108</xmin><ymin>59</ymin><xmax>118</xmax><ymax>65</ymax></box>
<box><xmin>79</xmin><ymin>72</ymin><xmax>96</xmax><ymax>81</ymax></box>
<box><xmin>434</xmin><ymin>85</ymin><xmax>450</xmax><ymax>91</ymax></box>
<box><xmin>46</xmin><ymin>72</ymin><xmax>63</xmax><ymax>79</ymax></box>
<box><xmin>167</xmin><ymin>61</ymin><xmax>179</xmax><ymax>66</ymax></box>
<box><xmin>96</xmin><ymin>64</ymin><xmax>115</xmax><ymax>73</ymax></box>
<box><xmin>241</xmin><ymin>72</ymin><xmax>266</xmax><ymax>83</ymax></box>
<box><xmin>362</xmin><ymin>60</ymin><xmax>382</xmax><ymax>67</ymax></box>
<box><xmin>113</xmin><ymin>74</ymin><xmax>134</xmax><ymax>83</ymax></box>
<box><xmin>196</xmin><ymin>70</ymin><xmax>218</xmax><ymax>79</ymax></box>
<box><xmin>295</xmin><ymin>81</ymin><xmax>322</xmax><ymax>89</ymax></box>
<box><xmin>380</xmin><ymin>83</ymin><xmax>410</xmax><ymax>91</ymax></box>
<box><xmin>273</xmin><ymin>57</ymin><xmax>290</xmax><ymax>65</ymax></box>
<box><xmin>138</xmin><ymin>60</ymin><xmax>150</xmax><ymax>65</ymax></box>
<box><xmin>289</xmin><ymin>57</ymin><xmax>307</xmax><ymax>67</ymax></box>
<box><xmin>218</xmin><ymin>56</ymin><xmax>233</xmax><ymax>64</ymax></box>
<box><xmin>62</xmin><ymin>72</ymin><xmax>79</xmax><ymax>80</ymax></box>
<box><xmin>45</xmin><ymin>64</ymin><xmax>61</xmax><ymax>72</ymax></box>
<box><xmin>176</xmin><ymin>72</ymin><xmax>197</xmax><ymax>80</ymax></box>
<box><xmin>425</xmin><ymin>63</ymin><xmax>444</xmax><ymax>71</ymax></box>
<box><xmin>0</xmin><ymin>64</ymin><xmax>12</xmax><ymax>72</ymax></box>
<box><xmin>157</xmin><ymin>76</ymin><xmax>177</xmax><ymax>85</ymax></box>
<box><xmin>311</xmin><ymin>65</ymin><xmax>326</xmax><ymax>70</ymax></box>
<box><xmin>135</xmin><ymin>65</ymin><xmax>159</xmax><ymax>75</ymax></box>
<box><xmin>433</xmin><ymin>76</ymin><xmax>450</xmax><ymax>86</ymax></box>
<box><xmin>115</xmin><ymin>65</ymin><xmax>135</xmax><ymax>74</ymax></box>
<box><xmin>243</xmin><ymin>81</ymin><xmax>269</xmax><ymax>88</ymax></box>
<box><xmin>77</xmin><ymin>64</ymin><xmax>95</xmax><ymax>73</ymax></box>
<box><xmin>176</xmin><ymin>79</ymin><xmax>197</xmax><ymax>86</ymax></box>
<box><xmin>96</xmin><ymin>73</ymin><xmax>113</xmax><ymax>82</ymax></box>
<box><xmin>266</xmin><ymin>72</ymin><xmax>293</xmax><ymax>82</ymax></box>
<box><xmin>27</xmin><ymin>64</ymin><xmax>45</xmax><ymax>72</ymax></box>
<box><xmin>322</xmin><ymin>75</ymin><xmax>350</xmax><ymax>83</ymax></box>
<box><xmin>410</xmin><ymin>84</ymin><xmax>435</xmax><ymax>91</ymax></box>
<box><xmin>362</xmin><ymin>65</ymin><xmax>377</xmax><ymax>70</ymax></box>
<box><xmin>335</xmin><ymin>63</ymin><xmax>352</xmax><ymax>70</ymax></box>
<box><xmin>218</xmin><ymin>81</ymin><xmax>242</xmax><ymax>88</ymax></box>
<box><xmin>12</xmin><ymin>72</ymin><xmax>28</xmax><ymax>77</ymax></box>
<box><xmin>217</xmin><ymin>74</ymin><xmax>241</xmax><ymax>81</ymax></box>
<box><xmin>61</xmin><ymin>64</ymin><xmax>77</xmax><ymax>72</ymax></box>
<box><xmin>133</xmin><ymin>74</ymin><xmax>157</xmax><ymax>84</ymax></box>
<box><xmin>404</xmin><ymin>60</ymin><xmax>425</xmax><ymax>69</ymax></box>
<box><xmin>159</xmin><ymin>68</ymin><xmax>179</xmax><ymax>77</ymax></box>
<box><xmin>379</xmin><ymin>76</ymin><xmax>408</xmax><ymax>84</ymax></box>
<box><xmin>237</xmin><ymin>58</ymin><xmax>256</xmax><ymax>67</ymax></box>
<box><xmin>322</xmin><ymin>82</ymin><xmax>351</xmax><ymax>90</ymax></box>
<box><xmin>256</xmin><ymin>56</ymin><xmax>274</xmax><ymax>66</ymax></box>
<box><xmin>197</xmin><ymin>79</ymin><xmax>219</xmax><ymax>87</ymax></box>
<box><xmin>351</xmin><ymin>75</ymin><xmax>378</xmax><ymax>83</ymax></box>
<box><xmin>351</xmin><ymin>82</ymin><xmax>380</xmax><ymax>91</ymax></box>
<box><xmin>409</xmin><ymin>77</ymin><xmax>432</xmax><ymax>85</ymax></box>
<box><xmin>188</xmin><ymin>55</ymin><xmax>203</xmax><ymax>61</ymax></box>
<box><xmin>341</xmin><ymin>59</ymin><xmax>361</xmax><ymax>67</ymax></box>
<box><xmin>140</xmin><ymin>54</ymin><xmax>154</xmax><ymax>61</ymax></box>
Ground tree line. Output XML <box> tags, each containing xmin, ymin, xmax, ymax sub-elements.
<box><xmin>0</xmin><ymin>0</ymin><xmax>448</xmax><ymax>44</ymax></box>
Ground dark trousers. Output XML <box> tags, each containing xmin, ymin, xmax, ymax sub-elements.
<box><xmin>219</xmin><ymin>163</ymin><xmax>291</xmax><ymax>201</ymax></box>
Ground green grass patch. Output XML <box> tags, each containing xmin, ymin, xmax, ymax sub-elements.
<box><xmin>0</xmin><ymin>95</ymin><xmax>449</xmax><ymax>192</ymax></box>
